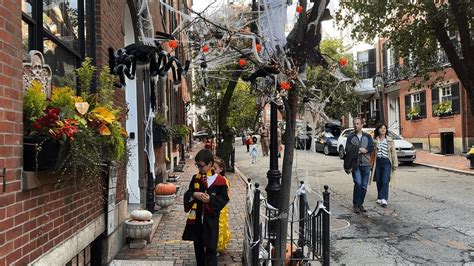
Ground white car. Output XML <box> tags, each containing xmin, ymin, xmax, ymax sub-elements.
<box><xmin>337</xmin><ymin>128</ymin><xmax>416</xmax><ymax>164</ymax></box>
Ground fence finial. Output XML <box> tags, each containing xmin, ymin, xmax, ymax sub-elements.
<box><xmin>255</xmin><ymin>183</ymin><xmax>259</xmax><ymax>188</ymax></box>
<box><xmin>324</xmin><ymin>185</ymin><xmax>329</xmax><ymax>192</ymax></box>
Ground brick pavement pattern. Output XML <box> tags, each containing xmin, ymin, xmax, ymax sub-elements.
<box><xmin>115</xmin><ymin>146</ymin><xmax>246</xmax><ymax>265</ymax></box>
<box><xmin>415</xmin><ymin>149</ymin><xmax>474</xmax><ymax>174</ymax></box>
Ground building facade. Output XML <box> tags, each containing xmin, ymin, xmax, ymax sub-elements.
<box><xmin>0</xmin><ymin>0</ymin><xmax>191</xmax><ymax>264</ymax></box>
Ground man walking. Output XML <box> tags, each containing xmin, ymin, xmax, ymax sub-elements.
<box><xmin>258</xmin><ymin>124</ymin><xmax>269</xmax><ymax>156</ymax></box>
<box><xmin>344</xmin><ymin>117</ymin><xmax>374</xmax><ymax>213</ymax></box>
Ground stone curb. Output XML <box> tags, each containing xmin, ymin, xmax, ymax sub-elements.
<box><xmin>414</xmin><ymin>162</ymin><xmax>474</xmax><ymax>176</ymax></box>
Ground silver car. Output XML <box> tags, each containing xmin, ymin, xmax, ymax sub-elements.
<box><xmin>337</xmin><ymin>128</ymin><xmax>416</xmax><ymax>164</ymax></box>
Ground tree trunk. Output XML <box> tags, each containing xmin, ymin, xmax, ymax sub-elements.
<box><xmin>274</xmin><ymin>88</ymin><xmax>298</xmax><ymax>265</ymax></box>
<box><xmin>218</xmin><ymin>65</ymin><xmax>243</xmax><ymax>168</ymax></box>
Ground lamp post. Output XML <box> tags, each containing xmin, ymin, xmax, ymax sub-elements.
<box><xmin>374</xmin><ymin>74</ymin><xmax>385</xmax><ymax>124</ymax></box>
<box><xmin>265</xmin><ymin>84</ymin><xmax>282</xmax><ymax>241</ymax></box>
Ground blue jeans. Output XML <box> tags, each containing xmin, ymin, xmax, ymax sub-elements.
<box><xmin>375</xmin><ymin>157</ymin><xmax>392</xmax><ymax>201</ymax></box>
<box><xmin>352</xmin><ymin>165</ymin><xmax>371</xmax><ymax>205</ymax></box>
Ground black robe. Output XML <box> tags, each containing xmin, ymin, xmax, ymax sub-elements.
<box><xmin>182</xmin><ymin>174</ymin><xmax>229</xmax><ymax>249</ymax></box>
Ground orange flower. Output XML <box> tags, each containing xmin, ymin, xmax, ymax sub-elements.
<box><xmin>168</xmin><ymin>40</ymin><xmax>178</xmax><ymax>49</ymax></box>
<box><xmin>280</xmin><ymin>81</ymin><xmax>291</xmax><ymax>91</ymax></box>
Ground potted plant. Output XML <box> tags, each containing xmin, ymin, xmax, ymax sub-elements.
<box><xmin>433</xmin><ymin>100</ymin><xmax>452</xmax><ymax>117</ymax></box>
<box><xmin>152</xmin><ymin>113</ymin><xmax>170</xmax><ymax>143</ymax></box>
<box><xmin>23</xmin><ymin>59</ymin><xmax>129</xmax><ymax>175</ymax></box>
<box><xmin>171</xmin><ymin>124</ymin><xmax>190</xmax><ymax>143</ymax></box>
<box><xmin>407</xmin><ymin>106</ymin><xmax>421</xmax><ymax>120</ymax></box>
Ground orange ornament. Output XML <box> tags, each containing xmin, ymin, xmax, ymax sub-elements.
<box><xmin>281</xmin><ymin>81</ymin><xmax>291</xmax><ymax>90</ymax></box>
<box><xmin>202</xmin><ymin>44</ymin><xmax>209</xmax><ymax>53</ymax></box>
<box><xmin>339</xmin><ymin>57</ymin><xmax>347</xmax><ymax>66</ymax></box>
<box><xmin>255</xmin><ymin>44</ymin><xmax>263</xmax><ymax>53</ymax></box>
<box><xmin>168</xmin><ymin>40</ymin><xmax>178</xmax><ymax>49</ymax></box>
<box><xmin>296</xmin><ymin>5</ymin><xmax>304</xmax><ymax>13</ymax></box>
<box><xmin>239</xmin><ymin>58</ymin><xmax>247</xmax><ymax>67</ymax></box>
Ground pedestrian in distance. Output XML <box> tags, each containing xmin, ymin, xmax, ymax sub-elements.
<box><xmin>245</xmin><ymin>133</ymin><xmax>253</xmax><ymax>152</ymax></box>
<box><xmin>182</xmin><ymin>149</ymin><xmax>229</xmax><ymax>266</ymax></box>
<box><xmin>250</xmin><ymin>144</ymin><xmax>259</xmax><ymax>164</ymax></box>
<box><xmin>343</xmin><ymin>117</ymin><xmax>374</xmax><ymax>214</ymax></box>
<box><xmin>258</xmin><ymin>124</ymin><xmax>269</xmax><ymax>156</ymax></box>
<box><xmin>371</xmin><ymin>123</ymin><xmax>398</xmax><ymax>208</ymax></box>
<box><xmin>213</xmin><ymin>159</ymin><xmax>231</xmax><ymax>255</ymax></box>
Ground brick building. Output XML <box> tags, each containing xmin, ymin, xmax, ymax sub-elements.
<box><xmin>353</xmin><ymin>38</ymin><xmax>474</xmax><ymax>155</ymax></box>
<box><xmin>0</xmin><ymin>0</ymin><xmax>191</xmax><ymax>264</ymax></box>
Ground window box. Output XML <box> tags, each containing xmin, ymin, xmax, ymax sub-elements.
<box><xmin>23</xmin><ymin>136</ymin><xmax>60</xmax><ymax>171</ymax></box>
<box><xmin>153</xmin><ymin>123</ymin><xmax>170</xmax><ymax>143</ymax></box>
<box><xmin>433</xmin><ymin>101</ymin><xmax>452</xmax><ymax>117</ymax></box>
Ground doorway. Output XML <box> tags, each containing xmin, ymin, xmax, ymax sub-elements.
<box><xmin>387</xmin><ymin>95</ymin><xmax>400</xmax><ymax>135</ymax></box>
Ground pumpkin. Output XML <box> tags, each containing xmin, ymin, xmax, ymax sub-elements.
<box><xmin>155</xmin><ymin>182</ymin><xmax>177</xmax><ymax>195</ymax></box>
<box><xmin>130</xmin><ymin>209</ymin><xmax>152</xmax><ymax>221</ymax></box>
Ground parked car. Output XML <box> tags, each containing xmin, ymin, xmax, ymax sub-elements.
<box><xmin>337</xmin><ymin>128</ymin><xmax>416</xmax><ymax>164</ymax></box>
<box><xmin>193</xmin><ymin>130</ymin><xmax>209</xmax><ymax>141</ymax></box>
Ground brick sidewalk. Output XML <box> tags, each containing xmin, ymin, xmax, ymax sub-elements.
<box><xmin>415</xmin><ymin>149</ymin><xmax>474</xmax><ymax>174</ymax></box>
<box><xmin>115</xmin><ymin>146</ymin><xmax>246</xmax><ymax>265</ymax></box>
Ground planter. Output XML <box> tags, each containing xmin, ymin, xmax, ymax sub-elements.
<box><xmin>438</xmin><ymin>112</ymin><xmax>453</xmax><ymax>118</ymax></box>
<box><xmin>23</xmin><ymin>137</ymin><xmax>60</xmax><ymax>171</ymax></box>
<box><xmin>173</xmin><ymin>137</ymin><xmax>183</xmax><ymax>144</ymax></box>
<box><xmin>155</xmin><ymin>194</ymin><xmax>176</xmax><ymax>213</ymax></box>
<box><xmin>153</xmin><ymin>124</ymin><xmax>169</xmax><ymax>143</ymax></box>
<box><xmin>124</xmin><ymin>219</ymin><xmax>154</xmax><ymax>249</ymax></box>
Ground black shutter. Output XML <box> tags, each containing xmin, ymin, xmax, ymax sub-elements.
<box><xmin>432</xmin><ymin>88</ymin><xmax>439</xmax><ymax>116</ymax></box>
<box><xmin>382</xmin><ymin>43</ymin><xmax>387</xmax><ymax>74</ymax></box>
<box><xmin>419</xmin><ymin>91</ymin><xmax>426</xmax><ymax>118</ymax></box>
<box><xmin>451</xmin><ymin>83</ymin><xmax>460</xmax><ymax>114</ymax></box>
<box><xmin>405</xmin><ymin>94</ymin><xmax>411</xmax><ymax>120</ymax></box>
<box><xmin>368</xmin><ymin>48</ymin><xmax>376</xmax><ymax>78</ymax></box>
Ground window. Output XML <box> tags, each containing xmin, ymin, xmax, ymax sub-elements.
<box><xmin>357</xmin><ymin>49</ymin><xmax>376</xmax><ymax>79</ymax></box>
<box><xmin>21</xmin><ymin>0</ymin><xmax>93</xmax><ymax>87</ymax></box>
<box><xmin>411</xmin><ymin>93</ymin><xmax>420</xmax><ymax>109</ymax></box>
<box><xmin>370</xmin><ymin>99</ymin><xmax>379</xmax><ymax>118</ymax></box>
<box><xmin>440</xmin><ymin>87</ymin><xmax>452</xmax><ymax>103</ymax></box>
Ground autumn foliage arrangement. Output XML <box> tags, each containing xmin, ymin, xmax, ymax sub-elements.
<box><xmin>23</xmin><ymin>58</ymin><xmax>128</xmax><ymax>175</ymax></box>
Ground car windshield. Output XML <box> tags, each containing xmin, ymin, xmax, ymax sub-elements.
<box><xmin>387</xmin><ymin>130</ymin><xmax>401</xmax><ymax>140</ymax></box>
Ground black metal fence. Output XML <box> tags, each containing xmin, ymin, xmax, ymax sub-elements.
<box><xmin>244</xmin><ymin>180</ymin><xmax>331</xmax><ymax>265</ymax></box>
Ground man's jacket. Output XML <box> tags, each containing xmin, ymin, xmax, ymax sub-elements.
<box><xmin>344</xmin><ymin>132</ymin><xmax>374</xmax><ymax>173</ymax></box>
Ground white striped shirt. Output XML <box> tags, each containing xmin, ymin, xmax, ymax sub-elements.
<box><xmin>377</xmin><ymin>138</ymin><xmax>389</xmax><ymax>159</ymax></box>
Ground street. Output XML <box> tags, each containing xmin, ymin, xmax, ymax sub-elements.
<box><xmin>234</xmin><ymin>142</ymin><xmax>474</xmax><ymax>265</ymax></box>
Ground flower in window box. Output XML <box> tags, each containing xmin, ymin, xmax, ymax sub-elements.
<box><xmin>433</xmin><ymin>101</ymin><xmax>452</xmax><ymax>116</ymax></box>
<box><xmin>23</xmin><ymin>58</ymin><xmax>129</xmax><ymax>175</ymax></box>
<box><xmin>407</xmin><ymin>106</ymin><xmax>421</xmax><ymax>120</ymax></box>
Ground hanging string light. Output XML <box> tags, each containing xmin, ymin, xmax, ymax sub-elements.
<box><xmin>202</xmin><ymin>44</ymin><xmax>209</xmax><ymax>53</ymax></box>
<box><xmin>296</xmin><ymin>5</ymin><xmax>304</xmax><ymax>13</ymax></box>
<box><xmin>339</xmin><ymin>57</ymin><xmax>347</xmax><ymax>67</ymax></box>
<box><xmin>281</xmin><ymin>81</ymin><xmax>291</xmax><ymax>90</ymax></box>
<box><xmin>239</xmin><ymin>58</ymin><xmax>247</xmax><ymax>67</ymax></box>
<box><xmin>256</xmin><ymin>43</ymin><xmax>263</xmax><ymax>53</ymax></box>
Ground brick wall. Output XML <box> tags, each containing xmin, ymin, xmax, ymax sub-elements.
<box><xmin>399</xmin><ymin>68</ymin><xmax>466</xmax><ymax>152</ymax></box>
<box><xmin>0</xmin><ymin>0</ymin><xmax>26</xmax><ymax>264</ymax></box>
<box><xmin>0</xmin><ymin>0</ymin><xmax>130</xmax><ymax>264</ymax></box>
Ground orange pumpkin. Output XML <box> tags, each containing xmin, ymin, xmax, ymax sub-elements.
<box><xmin>155</xmin><ymin>183</ymin><xmax>177</xmax><ymax>195</ymax></box>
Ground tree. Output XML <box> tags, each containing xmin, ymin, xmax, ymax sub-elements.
<box><xmin>302</xmin><ymin>38</ymin><xmax>361</xmax><ymax>151</ymax></box>
<box><xmin>336</xmin><ymin>0</ymin><xmax>474</xmax><ymax>114</ymax></box>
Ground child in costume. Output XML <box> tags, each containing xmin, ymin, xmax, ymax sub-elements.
<box><xmin>213</xmin><ymin>159</ymin><xmax>231</xmax><ymax>255</ymax></box>
<box><xmin>250</xmin><ymin>144</ymin><xmax>259</xmax><ymax>164</ymax></box>
<box><xmin>182</xmin><ymin>149</ymin><xmax>229</xmax><ymax>266</ymax></box>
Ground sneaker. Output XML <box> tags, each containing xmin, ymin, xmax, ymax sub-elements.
<box><xmin>381</xmin><ymin>199</ymin><xmax>388</xmax><ymax>208</ymax></box>
<box><xmin>353</xmin><ymin>205</ymin><xmax>360</xmax><ymax>214</ymax></box>
<box><xmin>376</xmin><ymin>199</ymin><xmax>382</xmax><ymax>205</ymax></box>
<box><xmin>359</xmin><ymin>205</ymin><xmax>367</xmax><ymax>212</ymax></box>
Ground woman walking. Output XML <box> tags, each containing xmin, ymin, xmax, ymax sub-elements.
<box><xmin>373</xmin><ymin>124</ymin><xmax>398</xmax><ymax>208</ymax></box>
